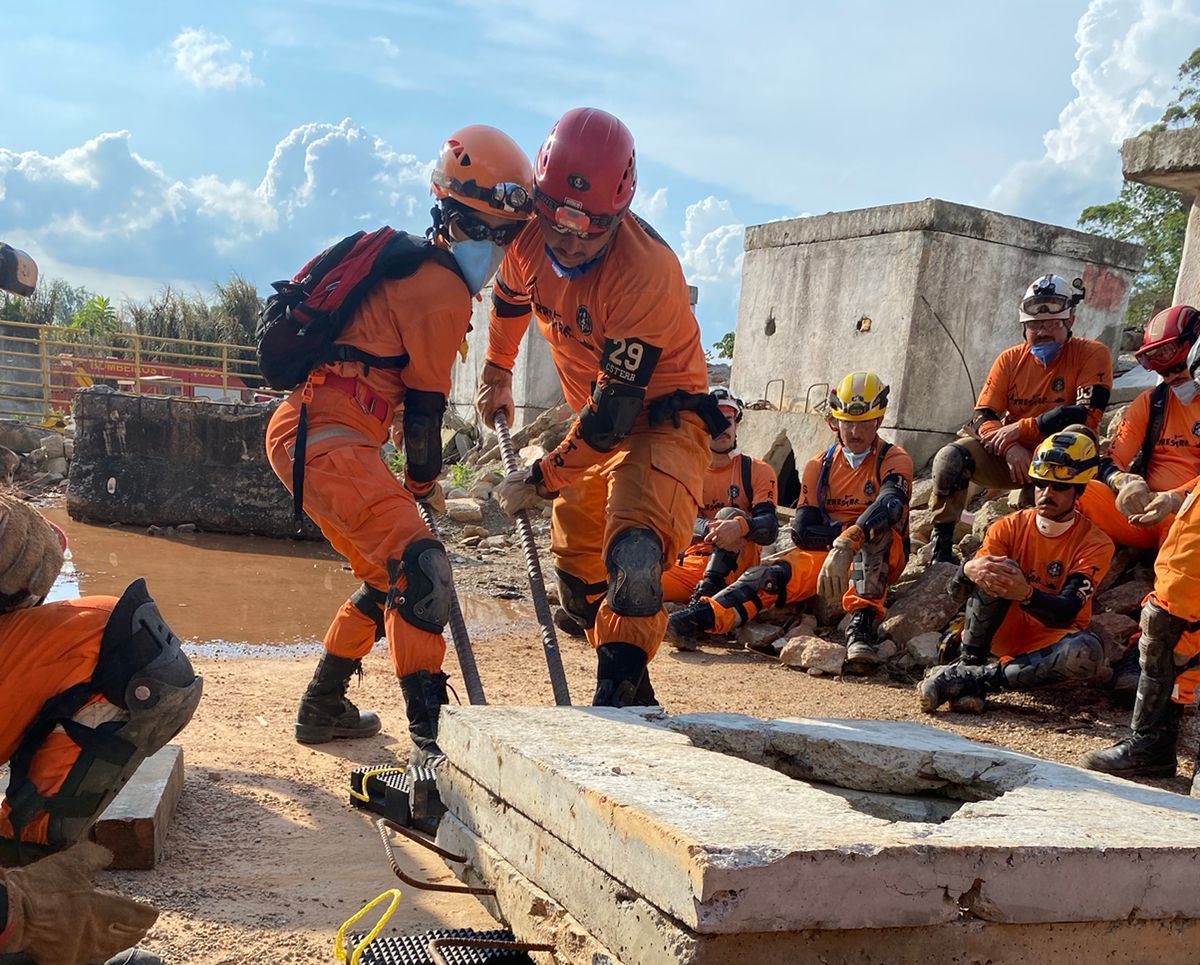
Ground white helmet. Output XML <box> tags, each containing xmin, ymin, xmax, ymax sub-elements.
<box><xmin>1019</xmin><ymin>273</ymin><xmax>1085</xmax><ymax>322</ymax></box>
<box><xmin>710</xmin><ymin>386</ymin><xmax>744</xmax><ymax>423</ymax></box>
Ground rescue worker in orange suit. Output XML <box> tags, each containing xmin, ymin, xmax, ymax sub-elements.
<box><xmin>476</xmin><ymin>108</ymin><xmax>720</xmax><ymax>707</ymax></box>
<box><xmin>666</xmin><ymin>373</ymin><xmax>912</xmax><ymax>674</ymax></box>
<box><xmin>1081</xmin><ymin>305</ymin><xmax>1200</xmax><ymax>551</ymax></box>
<box><xmin>660</xmin><ymin>388</ymin><xmax>779</xmax><ymax>604</ymax></box>
<box><xmin>0</xmin><ymin>245</ymin><xmax>195</xmax><ymax>965</ymax></box>
<box><xmin>928</xmin><ymin>274</ymin><xmax>1112</xmax><ymax>564</ymax></box>
<box><xmin>265</xmin><ymin>127</ymin><xmax>533</xmax><ymax>756</ymax></box>
<box><xmin>919</xmin><ymin>428</ymin><xmax>1114</xmax><ymax>714</ymax></box>
<box><xmin>1082</xmin><ymin>335</ymin><xmax>1200</xmax><ymax>781</ymax></box>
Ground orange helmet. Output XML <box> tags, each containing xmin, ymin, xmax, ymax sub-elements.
<box><xmin>431</xmin><ymin>125</ymin><xmax>534</xmax><ymax>224</ymax></box>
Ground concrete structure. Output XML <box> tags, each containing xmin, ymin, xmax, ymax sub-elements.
<box><xmin>437</xmin><ymin>706</ymin><xmax>1200</xmax><ymax>964</ymax></box>
<box><xmin>728</xmin><ymin>200</ymin><xmax>1144</xmax><ymax>493</ymax></box>
<box><xmin>1123</xmin><ymin>127</ymin><xmax>1200</xmax><ymax>307</ymax></box>
<box><xmin>67</xmin><ymin>387</ymin><xmax>321</xmax><ymax>539</ymax></box>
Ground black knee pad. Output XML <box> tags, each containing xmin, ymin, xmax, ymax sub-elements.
<box><xmin>388</xmin><ymin>538</ymin><xmax>452</xmax><ymax>634</ymax></box>
<box><xmin>933</xmin><ymin>442</ymin><xmax>974</xmax><ymax>494</ymax></box>
<box><xmin>960</xmin><ymin>589</ymin><xmax>1010</xmax><ymax>664</ymax></box>
<box><xmin>716</xmin><ymin>561</ymin><xmax>791</xmax><ymax>625</ymax></box>
<box><xmin>1003</xmin><ymin>630</ymin><xmax>1104</xmax><ymax>689</ymax></box>
<box><xmin>605</xmin><ymin>528</ymin><xmax>664</xmax><ymax>617</ymax></box>
<box><xmin>851</xmin><ymin>531</ymin><xmax>893</xmax><ymax>600</ymax></box>
<box><xmin>351</xmin><ymin>582</ymin><xmax>387</xmax><ymax>642</ymax></box>
<box><xmin>555</xmin><ymin>568</ymin><xmax>606</xmax><ymax>630</ymax></box>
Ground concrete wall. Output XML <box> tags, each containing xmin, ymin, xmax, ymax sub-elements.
<box><xmin>448</xmin><ymin>286</ymin><xmax>563</xmax><ymax>431</ymax></box>
<box><xmin>67</xmin><ymin>387</ymin><xmax>321</xmax><ymax>539</ymax></box>
<box><xmin>729</xmin><ymin>199</ymin><xmax>1145</xmax><ymax>474</ymax></box>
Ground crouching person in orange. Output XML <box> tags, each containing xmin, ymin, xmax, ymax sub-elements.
<box><xmin>666</xmin><ymin>373</ymin><xmax>912</xmax><ymax>674</ymax></box>
<box><xmin>919</xmin><ymin>429</ymin><xmax>1113</xmax><ymax>713</ymax></box>
<box><xmin>1079</xmin><ymin>305</ymin><xmax>1200</xmax><ymax>551</ymax></box>
<box><xmin>478</xmin><ymin>108</ymin><xmax>717</xmax><ymax>707</ymax></box>
<box><xmin>265</xmin><ymin>127</ymin><xmax>533</xmax><ymax>756</ymax></box>
<box><xmin>661</xmin><ymin>389</ymin><xmax>779</xmax><ymax>605</ymax></box>
<box><xmin>1082</xmin><ymin>339</ymin><xmax>1200</xmax><ymax>779</ymax></box>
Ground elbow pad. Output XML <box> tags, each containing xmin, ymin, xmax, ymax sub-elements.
<box><xmin>1021</xmin><ymin>573</ymin><xmax>1091</xmax><ymax>629</ymax></box>
<box><xmin>791</xmin><ymin>506</ymin><xmax>840</xmax><ymax>550</ymax></box>
<box><xmin>855</xmin><ymin>476</ymin><xmax>910</xmax><ymax>542</ymax></box>
<box><xmin>1036</xmin><ymin>405</ymin><xmax>1089</xmax><ymax>435</ymax></box>
<box><xmin>402</xmin><ymin>389</ymin><xmax>446</xmax><ymax>483</ymax></box>
<box><xmin>746</xmin><ymin>503</ymin><xmax>780</xmax><ymax>545</ymax></box>
<box><xmin>577</xmin><ymin>381</ymin><xmax>645</xmax><ymax>452</ymax></box>
<box><xmin>967</xmin><ymin>408</ymin><xmax>1003</xmax><ymax>436</ymax></box>
<box><xmin>492</xmin><ymin>279</ymin><xmax>531</xmax><ymax>318</ymax></box>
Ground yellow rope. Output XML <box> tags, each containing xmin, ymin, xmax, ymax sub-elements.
<box><xmin>348</xmin><ymin>766</ymin><xmax>408</xmax><ymax>804</ymax></box>
<box><xmin>335</xmin><ymin>889</ymin><xmax>403</xmax><ymax>965</ymax></box>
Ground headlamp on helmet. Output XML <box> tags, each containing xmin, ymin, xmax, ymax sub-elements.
<box><xmin>828</xmin><ymin>371</ymin><xmax>889</xmax><ymax>422</ymax></box>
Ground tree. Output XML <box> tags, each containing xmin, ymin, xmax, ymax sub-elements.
<box><xmin>1079</xmin><ymin>47</ymin><xmax>1199</xmax><ymax>327</ymax></box>
<box><xmin>713</xmin><ymin>331</ymin><xmax>736</xmax><ymax>360</ymax></box>
<box><xmin>70</xmin><ymin>295</ymin><xmax>119</xmax><ymax>340</ymax></box>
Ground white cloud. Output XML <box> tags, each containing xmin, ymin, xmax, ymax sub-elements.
<box><xmin>680</xmin><ymin>196</ymin><xmax>744</xmax><ymax>284</ymax></box>
<box><xmin>370</xmin><ymin>36</ymin><xmax>400</xmax><ymax>57</ymax></box>
<box><xmin>634</xmin><ymin>186</ymin><xmax>668</xmax><ymax>224</ymax></box>
<box><xmin>171</xmin><ymin>27</ymin><xmax>259</xmax><ymax>91</ymax></box>
<box><xmin>988</xmin><ymin>0</ymin><xmax>1200</xmax><ymax>226</ymax></box>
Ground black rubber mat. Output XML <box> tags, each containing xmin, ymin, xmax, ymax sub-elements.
<box><xmin>349</xmin><ymin>928</ymin><xmax>534</xmax><ymax>964</ymax></box>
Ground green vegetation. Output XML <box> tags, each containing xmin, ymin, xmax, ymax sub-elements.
<box><xmin>712</xmin><ymin>331</ymin><xmax>735</xmax><ymax>360</ymax></box>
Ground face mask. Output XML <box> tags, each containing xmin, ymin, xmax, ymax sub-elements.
<box><xmin>544</xmin><ymin>245</ymin><xmax>603</xmax><ymax>280</ymax></box>
<box><xmin>843</xmin><ymin>446</ymin><xmax>871</xmax><ymax>470</ymax></box>
<box><xmin>1030</xmin><ymin>341</ymin><xmax>1063</xmax><ymax>366</ymax></box>
<box><xmin>1035</xmin><ymin>511</ymin><xmax>1076</xmax><ymax>538</ymax></box>
<box><xmin>450</xmin><ymin>239</ymin><xmax>505</xmax><ymax>296</ymax></box>
<box><xmin>1172</xmin><ymin>378</ymin><xmax>1200</xmax><ymax>405</ymax></box>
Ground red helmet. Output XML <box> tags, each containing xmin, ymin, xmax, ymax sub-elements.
<box><xmin>534</xmin><ymin>108</ymin><xmax>636</xmax><ymax>237</ymax></box>
<box><xmin>1135</xmin><ymin>304</ymin><xmax>1200</xmax><ymax>373</ymax></box>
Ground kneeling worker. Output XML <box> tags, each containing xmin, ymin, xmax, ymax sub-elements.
<box><xmin>919</xmin><ymin>428</ymin><xmax>1114</xmax><ymax>713</ymax></box>
<box><xmin>667</xmin><ymin>372</ymin><xmax>912</xmax><ymax>673</ymax></box>
<box><xmin>661</xmin><ymin>388</ymin><xmax>779</xmax><ymax>604</ymax></box>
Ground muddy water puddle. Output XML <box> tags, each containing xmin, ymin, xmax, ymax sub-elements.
<box><xmin>44</xmin><ymin>508</ymin><xmax>528</xmax><ymax>649</ymax></box>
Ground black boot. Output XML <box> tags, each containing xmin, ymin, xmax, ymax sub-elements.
<box><xmin>104</xmin><ymin>952</ymin><xmax>163</xmax><ymax>965</ymax></box>
<box><xmin>1112</xmin><ymin>643</ymin><xmax>1141</xmax><ymax>696</ymax></box>
<box><xmin>918</xmin><ymin>660</ymin><xmax>1005</xmax><ymax>712</ymax></box>
<box><xmin>593</xmin><ymin>643</ymin><xmax>653</xmax><ymax>707</ymax></box>
<box><xmin>665</xmin><ymin>602</ymin><xmax>715</xmax><ymax>652</ymax></box>
<box><xmin>295</xmin><ymin>654</ymin><xmax>382</xmax><ymax>744</ymax></box>
<box><xmin>843</xmin><ymin>609</ymin><xmax>881</xmax><ymax>675</ymax></box>
<box><xmin>553</xmin><ymin>606</ymin><xmax>587</xmax><ymax>639</ymax></box>
<box><xmin>398</xmin><ymin>670</ymin><xmax>450</xmax><ymax>767</ymax></box>
<box><xmin>691</xmin><ymin>548</ymin><xmax>740</xmax><ymax>603</ymax></box>
<box><xmin>929</xmin><ymin>522</ymin><xmax>958</xmax><ymax>565</ymax></box>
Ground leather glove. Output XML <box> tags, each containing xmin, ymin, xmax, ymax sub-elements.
<box><xmin>0</xmin><ymin>841</ymin><xmax>159</xmax><ymax>963</ymax></box>
<box><xmin>1112</xmin><ymin>473</ymin><xmax>1153</xmax><ymax>518</ymax></box>
<box><xmin>494</xmin><ymin>465</ymin><xmax>554</xmax><ymax>517</ymax></box>
<box><xmin>1128</xmin><ymin>490</ymin><xmax>1184</xmax><ymax>528</ymax></box>
<box><xmin>0</xmin><ymin>493</ymin><xmax>65</xmax><ymax>611</ymax></box>
<box><xmin>816</xmin><ymin>525</ymin><xmax>864</xmax><ymax>606</ymax></box>
<box><xmin>474</xmin><ymin>361</ymin><xmax>515</xmax><ymax>430</ymax></box>
<box><xmin>407</xmin><ymin>478</ymin><xmax>446</xmax><ymax>516</ymax></box>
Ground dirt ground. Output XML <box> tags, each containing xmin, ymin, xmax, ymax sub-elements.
<box><xmin>44</xmin><ymin>499</ymin><xmax>1195</xmax><ymax>963</ymax></box>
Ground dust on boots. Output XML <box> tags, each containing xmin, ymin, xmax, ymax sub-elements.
<box><xmin>295</xmin><ymin>653</ymin><xmax>381</xmax><ymax>744</ymax></box>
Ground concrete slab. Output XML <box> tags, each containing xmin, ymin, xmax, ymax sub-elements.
<box><xmin>439</xmin><ymin>707</ymin><xmax>1200</xmax><ymax>935</ymax></box>
<box><xmin>1122</xmin><ymin>128</ymin><xmax>1200</xmax><ymax>193</ymax></box>
<box><xmin>92</xmin><ymin>744</ymin><xmax>184</xmax><ymax>870</ymax></box>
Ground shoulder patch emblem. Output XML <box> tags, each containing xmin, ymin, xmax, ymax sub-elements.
<box><xmin>576</xmin><ymin>305</ymin><xmax>593</xmax><ymax>336</ymax></box>
<box><xmin>1047</xmin><ymin>560</ymin><xmax>1064</xmax><ymax>579</ymax></box>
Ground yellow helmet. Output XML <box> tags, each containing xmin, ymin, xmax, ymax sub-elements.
<box><xmin>1029</xmin><ymin>428</ymin><xmax>1100</xmax><ymax>485</ymax></box>
<box><xmin>828</xmin><ymin>371</ymin><xmax>889</xmax><ymax>422</ymax></box>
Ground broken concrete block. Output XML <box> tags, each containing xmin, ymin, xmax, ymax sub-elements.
<box><xmin>445</xmin><ymin>498</ymin><xmax>484</xmax><ymax>525</ymax></box>
<box><xmin>1097</xmin><ymin>579</ymin><xmax>1152</xmax><ymax>616</ymax></box>
<box><xmin>882</xmin><ymin>562</ymin><xmax>959</xmax><ymax>645</ymax></box>
<box><xmin>906</xmin><ymin>631</ymin><xmax>941</xmax><ymax>668</ymax></box>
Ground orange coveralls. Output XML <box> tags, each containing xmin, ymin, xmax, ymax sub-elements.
<box><xmin>971</xmin><ymin>510</ymin><xmax>1113</xmax><ymax>659</ymax></box>
<box><xmin>1078</xmin><ymin>385</ymin><xmax>1200</xmax><ymax>548</ymax></box>
<box><xmin>265</xmin><ymin>261</ymin><xmax>472</xmax><ymax>678</ymax></box>
<box><xmin>662</xmin><ymin>453</ymin><xmax>778</xmax><ymax>602</ymax></box>
<box><xmin>706</xmin><ymin>440</ymin><xmax>912</xmax><ymax>634</ymax></box>
<box><xmin>0</xmin><ymin>597</ymin><xmax>118</xmax><ymax>847</ymax></box>
<box><xmin>488</xmin><ymin>216</ymin><xmax>710</xmax><ymax>658</ymax></box>
<box><xmin>1148</xmin><ymin>480</ymin><xmax>1200</xmax><ymax>703</ymax></box>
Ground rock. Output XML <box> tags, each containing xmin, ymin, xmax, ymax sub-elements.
<box><xmin>445</xmin><ymin>498</ymin><xmax>485</xmax><ymax>525</ymax></box>
<box><xmin>972</xmin><ymin>498</ymin><xmax>1014</xmax><ymax>541</ymax></box>
<box><xmin>955</xmin><ymin>533</ymin><xmax>982</xmax><ymax>560</ymax></box>
<box><xmin>460</xmin><ymin>536</ymin><xmax>483</xmax><ymax>548</ymax></box>
<box><xmin>882</xmin><ymin>562</ymin><xmax>960</xmax><ymax>645</ymax></box>
<box><xmin>63</xmin><ymin>438</ymin><xmax>74</xmax><ymax>460</ymax></box>
<box><xmin>461</xmin><ymin>524</ymin><xmax>489</xmax><ymax>539</ymax></box>
<box><xmin>876</xmin><ymin>638</ymin><xmax>898</xmax><ymax>663</ymax></box>
<box><xmin>481</xmin><ymin>535</ymin><xmax>508</xmax><ymax>549</ymax></box>
<box><xmin>906</xmin><ymin>631</ymin><xmax>941</xmax><ymax>668</ymax></box>
<box><xmin>147</xmin><ymin>525</ymin><xmax>165</xmax><ymax>536</ymax></box>
<box><xmin>1098</xmin><ymin>546</ymin><xmax>1141</xmax><ymax>593</ymax></box>
<box><xmin>910</xmin><ymin>477</ymin><xmax>934</xmax><ymax>510</ymax></box>
<box><xmin>176</xmin><ymin>522</ymin><xmax>197</xmax><ymax>534</ymax></box>
<box><xmin>518</xmin><ymin>443</ymin><xmax>547</xmax><ymax>465</ymax></box>
<box><xmin>1091</xmin><ymin>611</ymin><xmax>1140</xmax><ymax>665</ymax></box>
<box><xmin>736</xmin><ymin>622</ymin><xmax>783</xmax><ymax>653</ymax></box>
<box><xmin>43</xmin><ymin>456</ymin><xmax>68</xmax><ymax>477</ymax></box>
<box><xmin>1097</xmin><ymin>579</ymin><xmax>1152</xmax><ymax>615</ymax></box>
<box><xmin>0</xmin><ymin>420</ymin><xmax>47</xmax><ymax>455</ymax></box>
<box><xmin>779</xmin><ymin>635</ymin><xmax>846</xmax><ymax>675</ymax></box>
<box><xmin>469</xmin><ymin>478</ymin><xmax>495</xmax><ymax>500</ymax></box>
<box><xmin>545</xmin><ymin>582</ymin><xmax>560</xmax><ymax>605</ymax></box>
<box><xmin>40</xmin><ymin>434</ymin><xmax>66</xmax><ymax>459</ymax></box>
<box><xmin>812</xmin><ymin>594</ymin><xmax>843</xmax><ymax>627</ymax></box>
<box><xmin>446</xmin><ymin>486</ymin><xmax>470</xmax><ymax>500</ymax></box>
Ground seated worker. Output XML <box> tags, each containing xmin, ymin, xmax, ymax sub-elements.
<box><xmin>918</xmin><ymin>428</ymin><xmax>1114</xmax><ymax>714</ymax></box>
<box><xmin>1080</xmin><ymin>305</ymin><xmax>1200</xmax><ymax>551</ymax></box>
<box><xmin>1082</xmin><ymin>336</ymin><xmax>1200</xmax><ymax>780</ymax></box>
<box><xmin>927</xmin><ymin>274</ymin><xmax>1112</xmax><ymax>563</ymax></box>
<box><xmin>661</xmin><ymin>388</ymin><xmax>779</xmax><ymax>604</ymax></box>
<box><xmin>666</xmin><ymin>372</ymin><xmax>912</xmax><ymax>674</ymax></box>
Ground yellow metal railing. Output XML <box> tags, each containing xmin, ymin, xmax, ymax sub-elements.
<box><xmin>0</xmin><ymin>319</ymin><xmax>281</xmax><ymax>426</ymax></box>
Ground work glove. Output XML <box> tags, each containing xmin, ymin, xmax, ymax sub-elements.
<box><xmin>474</xmin><ymin>361</ymin><xmax>515</xmax><ymax>430</ymax></box>
<box><xmin>406</xmin><ymin>478</ymin><xmax>446</xmax><ymax>516</ymax></box>
<box><xmin>816</xmin><ymin>525</ymin><xmax>864</xmax><ymax>606</ymax></box>
<box><xmin>0</xmin><ymin>841</ymin><xmax>159</xmax><ymax>964</ymax></box>
<box><xmin>1112</xmin><ymin>473</ymin><xmax>1153</xmax><ymax>518</ymax></box>
<box><xmin>494</xmin><ymin>464</ymin><xmax>555</xmax><ymax>517</ymax></box>
<box><xmin>1128</xmin><ymin>490</ymin><xmax>1184</xmax><ymax>528</ymax></box>
<box><xmin>0</xmin><ymin>493</ymin><xmax>65</xmax><ymax>611</ymax></box>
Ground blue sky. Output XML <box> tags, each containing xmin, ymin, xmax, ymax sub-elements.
<box><xmin>2</xmin><ymin>0</ymin><xmax>1198</xmax><ymax>349</ymax></box>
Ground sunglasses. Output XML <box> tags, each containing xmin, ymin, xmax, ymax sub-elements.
<box><xmin>448</xmin><ymin>208</ymin><xmax>526</xmax><ymax>247</ymax></box>
<box><xmin>1022</xmin><ymin>318</ymin><xmax>1066</xmax><ymax>332</ymax></box>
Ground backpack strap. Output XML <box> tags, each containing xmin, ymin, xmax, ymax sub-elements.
<box><xmin>816</xmin><ymin>443</ymin><xmax>839</xmax><ymax>514</ymax></box>
<box><xmin>1128</xmin><ymin>382</ymin><xmax>1171</xmax><ymax>478</ymax></box>
<box><xmin>740</xmin><ymin>453</ymin><xmax>753</xmax><ymax>508</ymax></box>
